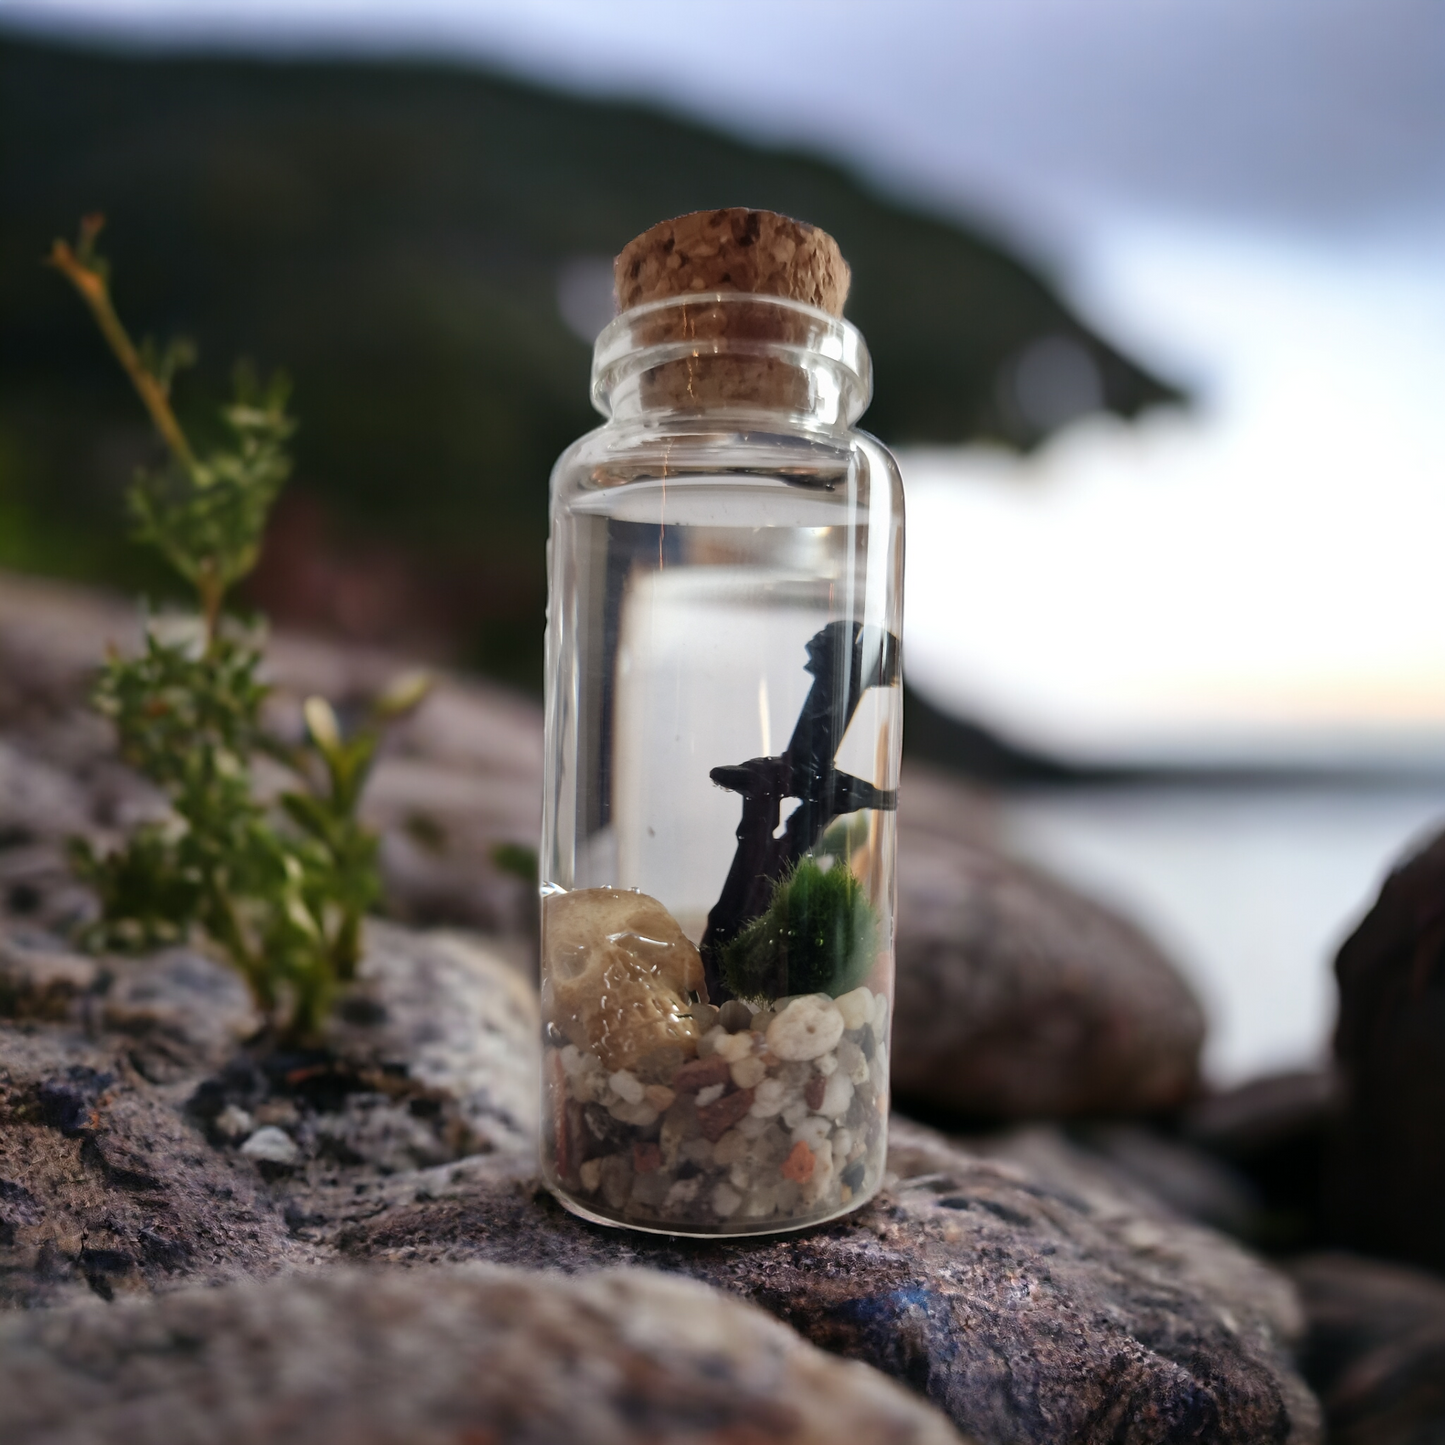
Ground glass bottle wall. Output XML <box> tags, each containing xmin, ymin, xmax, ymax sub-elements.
<box><xmin>541</xmin><ymin>292</ymin><xmax>903</xmax><ymax>1235</ymax></box>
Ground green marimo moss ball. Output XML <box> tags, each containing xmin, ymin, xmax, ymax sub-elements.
<box><xmin>721</xmin><ymin>856</ymin><xmax>878</xmax><ymax>1004</ymax></box>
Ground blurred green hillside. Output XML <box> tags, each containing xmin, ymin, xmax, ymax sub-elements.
<box><xmin>0</xmin><ymin>33</ymin><xmax>1178</xmax><ymax>686</ymax></box>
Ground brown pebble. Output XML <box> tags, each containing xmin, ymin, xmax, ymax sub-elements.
<box><xmin>697</xmin><ymin>1087</ymin><xmax>755</xmax><ymax>1143</ymax></box>
<box><xmin>671</xmin><ymin>1055</ymin><xmax>733</xmax><ymax>1094</ymax></box>
<box><xmin>804</xmin><ymin>1073</ymin><xmax>826</xmax><ymax>1111</ymax></box>
<box><xmin>632</xmin><ymin>1142</ymin><xmax>662</xmax><ymax>1174</ymax></box>
<box><xmin>781</xmin><ymin>1140</ymin><xmax>815</xmax><ymax>1183</ymax></box>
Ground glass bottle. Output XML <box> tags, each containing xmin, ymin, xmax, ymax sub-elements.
<box><xmin>540</xmin><ymin>218</ymin><xmax>903</xmax><ymax>1236</ymax></box>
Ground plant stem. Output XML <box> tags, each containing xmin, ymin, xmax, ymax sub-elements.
<box><xmin>47</xmin><ymin>225</ymin><xmax>204</xmax><ymax>482</ymax></box>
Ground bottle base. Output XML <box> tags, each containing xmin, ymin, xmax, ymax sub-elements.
<box><xmin>546</xmin><ymin>1178</ymin><xmax>882</xmax><ymax>1239</ymax></box>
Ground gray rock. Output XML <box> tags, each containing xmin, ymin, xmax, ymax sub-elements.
<box><xmin>0</xmin><ymin>1264</ymin><xmax>969</xmax><ymax>1445</ymax></box>
<box><xmin>0</xmin><ymin>1024</ymin><xmax>310</xmax><ymax>1308</ymax></box>
<box><xmin>1291</xmin><ymin>1252</ymin><xmax>1445</xmax><ymax>1445</ymax></box>
<box><xmin>1187</xmin><ymin>1069</ymin><xmax>1342</xmax><ymax>1159</ymax></box>
<box><xmin>0</xmin><ymin>738</ymin><xmax>92</xmax><ymax>840</ymax></box>
<box><xmin>1183</xmin><ymin>1069</ymin><xmax>1340</xmax><ymax>1251</ymax></box>
<box><xmin>239</xmin><ymin>1125</ymin><xmax>299</xmax><ymax>1164</ymax></box>
<box><xmin>338</xmin><ymin>1119</ymin><xmax>1319</xmax><ymax>1445</ymax></box>
<box><xmin>1330</xmin><ymin>826</ymin><xmax>1445</xmax><ymax>1273</ymax></box>
<box><xmin>1065</xmin><ymin>1121</ymin><xmax>1261</xmax><ymax>1237</ymax></box>
<box><xmin>893</xmin><ymin>782</ymin><xmax>1206</xmax><ymax>1118</ymax></box>
<box><xmin>0</xmin><ymin>929</ymin><xmax>99</xmax><ymax>1021</ymax></box>
<box><xmin>99</xmin><ymin>947</ymin><xmax>259</xmax><ymax>1081</ymax></box>
<box><xmin>327</xmin><ymin>920</ymin><xmax>540</xmax><ymax>1156</ymax></box>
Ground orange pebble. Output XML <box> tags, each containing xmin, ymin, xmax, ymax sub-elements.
<box><xmin>781</xmin><ymin>1139</ymin><xmax>815</xmax><ymax>1183</ymax></box>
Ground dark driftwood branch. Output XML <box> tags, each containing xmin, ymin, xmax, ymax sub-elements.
<box><xmin>700</xmin><ymin>620</ymin><xmax>900</xmax><ymax>1001</ymax></box>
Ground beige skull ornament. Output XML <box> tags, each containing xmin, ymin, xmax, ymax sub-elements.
<box><xmin>543</xmin><ymin>887</ymin><xmax>708</xmax><ymax>1072</ymax></box>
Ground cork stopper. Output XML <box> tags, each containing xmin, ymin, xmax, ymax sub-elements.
<box><xmin>615</xmin><ymin>209</ymin><xmax>850</xmax><ymax>317</ymax></box>
<box><xmin>609</xmin><ymin>210</ymin><xmax>852</xmax><ymax>414</ymax></box>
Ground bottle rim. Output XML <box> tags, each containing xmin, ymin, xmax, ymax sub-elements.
<box><xmin>590</xmin><ymin>291</ymin><xmax>872</xmax><ymax>422</ymax></box>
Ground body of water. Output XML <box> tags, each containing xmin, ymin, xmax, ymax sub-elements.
<box><xmin>998</xmin><ymin>779</ymin><xmax>1445</xmax><ymax>1085</ymax></box>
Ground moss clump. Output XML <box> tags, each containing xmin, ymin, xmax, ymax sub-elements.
<box><xmin>721</xmin><ymin>857</ymin><xmax>878</xmax><ymax>1004</ymax></box>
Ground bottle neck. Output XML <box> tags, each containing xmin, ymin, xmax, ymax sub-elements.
<box><xmin>591</xmin><ymin>293</ymin><xmax>872</xmax><ymax>431</ymax></box>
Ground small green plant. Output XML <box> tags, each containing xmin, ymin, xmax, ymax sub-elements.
<box><xmin>48</xmin><ymin>215</ymin><xmax>428</xmax><ymax>1042</ymax></box>
<box><xmin>721</xmin><ymin>855</ymin><xmax>878</xmax><ymax>1004</ymax></box>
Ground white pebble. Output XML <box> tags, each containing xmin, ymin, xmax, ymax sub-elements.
<box><xmin>835</xmin><ymin>986</ymin><xmax>874</xmax><ymax>1031</ymax></box>
<box><xmin>870</xmin><ymin>1047</ymin><xmax>888</xmax><ymax>1097</ymax></box>
<box><xmin>836</xmin><ymin>1037</ymin><xmax>870</xmax><ymax>1086</ymax></box>
<box><xmin>712</xmin><ymin>1181</ymin><xmax>743</xmax><ymax>1218</ymax></box>
<box><xmin>666</xmin><ymin>1176</ymin><xmax>702</xmax><ymax>1208</ymax></box>
<box><xmin>832</xmin><ymin>1128</ymin><xmax>853</xmax><ymax>1160</ymax></box>
<box><xmin>569</xmin><ymin>1044</ymin><xmax>602</xmax><ymax>1076</ymax></box>
<box><xmin>697</xmin><ymin>1025</ymin><xmax>729</xmax><ymax>1059</ymax></box>
<box><xmin>781</xmin><ymin>1099</ymin><xmax>811</xmax><ymax>1130</ymax></box>
<box><xmin>791</xmin><ymin>1114</ymin><xmax>832</xmax><ymax>1151</ymax></box>
<box><xmin>814</xmin><ymin>1052</ymin><xmax>838</xmax><ymax>1077</ymax></box>
<box><xmin>579</xmin><ymin>1158</ymin><xmax>602</xmax><ymax>1193</ymax></box>
<box><xmin>608</xmin><ymin>1069</ymin><xmax>644</xmax><ymax>1105</ymax></box>
<box><xmin>738</xmin><ymin>1111</ymin><xmax>772</xmax><ymax>1138</ymax></box>
<box><xmin>215</xmin><ymin>1105</ymin><xmax>254</xmax><ymax>1139</ymax></box>
<box><xmin>872</xmin><ymin>992</ymin><xmax>889</xmax><ymax>1034</ymax></box>
<box><xmin>695</xmin><ymin>1083</ymin><xmax>725</xmax><ymax>1107</ymax></box>
<box><xmin>712</xmin><ymin>1031</ymin><xmax>754</xmax><ymax>1064</ymax></box>
<box><xmin>766</xmin><ymin>995</ymin><xmax>845</xmax><ymax>1062</ymax></box>
<box><xmin>820</xmin><ymin>1070</ymin><xmax>854</xmax><ymax>1120</ymax></box>
<box><xmin>608</xmin><ymin>1099</ymin><xmax>659</xmax><ymax>1127</ymax></box>
<box><xmin>682</xmin><ymin>1137</ymin><xmax>715</xmax><ymax>1165</ymax></box>
<box><xmin>743</xmin><ymin>1184</ymin><xmax>779</xmax><ymax>1218</ymax></box>
<box><xmin>749</xmin><ymin>1077</ymin><xmax>790</xmax><ymax>1118</ymax></box>
<box><xmin>239</xmin><ymin>1126</ymin><xmax>297</xmax><ymax>1165</ymax></box>
<box><xmin>804</xmin><ymin>1139</ymin><xmax>836</xmax><ymax>1204</ymax></box>
<box><xmin>730</xmin><ymin>1055</ymin><xmax>767</xmax><ymax>1089</ymax></box>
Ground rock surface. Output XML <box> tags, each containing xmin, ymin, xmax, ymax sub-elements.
<box><xmin>341</xmin><ymin>1120</ymin><xmax>1319</xmax><ymax>1444</ymax></box>
<box><xmin>1291</xmin><ymin>1252</ymin><xmax>1445</xmax><ymax>1445</ymax></box>
<box><xmin>0</xmin><ymin>906</ymin><xmax>1319</xmax><ymax>1442</ymax></box>
<box><xmin>1185</xmin><ymin>1069</ymin><xmax>1341</xmax><ymax>1251</ymax></box>
<box><xmin>1330</xmin><ymin>825</ymin><xmax>1445</xmax><ymax>1273</ymax></box>
<box><xmin>331</xmin><ymin>920</ymin><xmax>540</xmax><ymax>1155</ymax></box>
<box><xmin>892</xmin><ymin>781</ymin><xmax>1206</xmax><ymax>1118</ymax></box>
<box><xmin>1059</xmin><ymin>1121</ymin><xmax>1261</xmax><ymax>1239</ymax></box>
<box><xmin>0</xmin><ymin>1022</ymin><xmax>312</xmax><ymax>1308</ymax></box>
<box><xmin>0</xmin><ymin>1263</ymin><xmax>970</xmax><ymax>1445</ymax></box>
<box><xmin>0</xmin><ymin>918</ymin><xmax>536</xmax><ymax>1307</ymax></box>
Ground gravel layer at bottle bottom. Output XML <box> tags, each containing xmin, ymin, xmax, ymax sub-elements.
<box><xmin>546</xmin><ymin>989</ymin><xmax>889</xmax><ymax>1232</ymax></box>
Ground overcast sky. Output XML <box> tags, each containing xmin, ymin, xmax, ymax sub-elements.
<box><xmin>8</xmin><ymin>0</ymin><xmax>1443</xmax><ymax>250</ymax></box>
